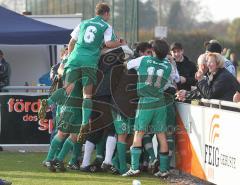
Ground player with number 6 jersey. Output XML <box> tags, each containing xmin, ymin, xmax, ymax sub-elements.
<box><xmin>64</xmin><ymin>2</ymin><xmax>125</xmax><ymax>142</ymax></box>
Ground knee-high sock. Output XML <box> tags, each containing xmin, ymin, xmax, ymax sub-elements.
<box><xmin>81</xmin><ymin>140</ymin><xmax>95</xmax><ymax>167</ymax></box>
<box><xmin>69</xmin><ymin>142</ymin><xmax>82</xmax><ymax>165</ymax></box>
<box><xmin>96</xmin><ymin>136</ymin><xmax>106</xmax><ymax>160</ymax></box>
<box><xmin>116</xmin><ymin>142</ymin><xmax>128</xmax><ymax>174</ymax></box>
<box><xmin>143</xmin><ymin>135</ymin><xmax>156</xmax><ymax>162</ymax></box>
<box><xmin>57</xmin><ymin>137</ymin><xmax>74</xmax><ymax>161</ymax></box>
<box><xmin>159</xmin><ymin>152</ymin><xmax>170</xmax><ymax>172</ymax></box>
<box><xmin>112</xmin><ymin>153</ymin><xmax>120</xmax><ymax>171</ymax></box>
<box><xmin>46</xmin><ymin>135</ymin><xmax>64</xmax><ymax>161</ymax></box>
<box><xmin>82</xmin><ymin>98</ymin><xmax>92</xmax><ymax>125</ymax></box>
<box><xmin>167</xmin><ymin>135</ymin><xmax>174</xmax><ymax>155</ymax></box>
<box><xmin>130</xmin><ymin>147</ymin><xmax>142</xmax><ymax>171</ymax></box>
<box><xmin>103</xmin><ymin>136</ymin><xmax>117</xmax><ymax>165</ymax></box>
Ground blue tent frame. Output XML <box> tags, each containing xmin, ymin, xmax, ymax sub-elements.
<box><xmin>0</xmin><ymin>6</ymin><xmax>72</xmax><ymax>45</ymax></box>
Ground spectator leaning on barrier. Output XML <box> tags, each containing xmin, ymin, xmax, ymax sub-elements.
<box><xmin>170</xmin><ymin>42</ymin><xmax>197</xmax><ymax>91</ymax></box>
<box><xmin>176</xmin><ymin>52</ymin><xmax>240</xmax><ymax>102</ymax></box>
<box><xmin>205</xmin><ymin>40</ymin><xmax>236</xmax><ymax>77</ymax></box>
<box><xmin>0</xmin><ymin>50</ymin><xmax>10</xmax><ymax>92</ymax></box>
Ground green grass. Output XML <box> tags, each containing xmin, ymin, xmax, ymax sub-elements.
<box><xmin>0</xmin><ymin>152</ymin><xmax>167</xmax><ymax>185</ymax></box>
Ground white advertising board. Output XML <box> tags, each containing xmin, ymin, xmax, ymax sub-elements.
<box><xmin>176</xmin><ymin>103</ymin><xmax>240</xmax><ymax>185</ymax></box>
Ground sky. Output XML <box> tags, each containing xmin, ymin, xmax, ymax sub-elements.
<box><xmin>198</xmin><ymin>0</ymin><xmax>240</xmax><ymax>22</ymax></box>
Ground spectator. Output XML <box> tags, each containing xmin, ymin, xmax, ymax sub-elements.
<box><xmin>205</xmin><ymin>41</ymin><xmax>236</xmax><ymax>77</ymax></box>
<box><xmin>195</xmin><ymin>53</ymin><xmax>208</xmax><ymax>81</ymax></box>
<box><xmin>0</xmin><ymin>50</ymin><xmax>10</xmax><ymax>92</ymax></box>
<box><xmin>230</xmin><ymin>52</ymin><xmax>238</xmax><ymax>76</ymax></box>
<box><xmin>49</xmin><ymin>46</ymin><xmax>68</xmax><ymax>93</ymax></box>
<box><xmin>135</xmin><ymin>42</ymin><xmax>153</xmax><ymax>57</ymax></box>
<box><xmin>170</xmin><ymin>42</ymin><xmax>197</xmax><ymax>91</ymax></box>
<box><xmin>176</xmin><ymin>53</ymin><xmax>240</xmax><ymax>102</ymax></box>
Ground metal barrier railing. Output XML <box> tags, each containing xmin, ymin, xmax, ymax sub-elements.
<box><xmin>200</xmin><ymin>98</ymin><xmax>240</xmax><ymax>110</ymax></box>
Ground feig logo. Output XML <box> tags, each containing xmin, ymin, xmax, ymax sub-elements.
<box><xmin>204</xmin><ymin>114</ymin><xmax>236</xmax><ymax>179</ymax></box>
<box><xmin>205</xmin><ymin>114</ymin><xmax>220</xmax><ymax>167</ymax></box>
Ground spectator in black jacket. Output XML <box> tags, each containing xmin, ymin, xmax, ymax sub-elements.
<box><xmin>0</xmin><ymin>50</ymin><xmax>10</xmax><ymax>92</ymax></box>
<box><xmin>170</xmin><ymin>42</ymin><xmax>197</xmax><ymax>91</ymax></box>
<box><xmin>176</xmin><ymin>53</ymin><xmax>240</xmax><ymax>102</ymax></box>
<box><xmin>205</xmin><ymin>40</ymin><xmax>236</xmax><ymax>77</ymax></box>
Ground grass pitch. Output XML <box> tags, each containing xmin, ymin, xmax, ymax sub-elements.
<box><xmin>0</xmin><ymin>152</ymin><xmax>167</xmax><ymax>185</ymax></box>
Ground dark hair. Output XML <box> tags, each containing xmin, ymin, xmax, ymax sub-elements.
<box><xmin>205</xmin><ymin>42</ymin><xmax>222</xmax><ymax>54</ymax></box>
<box><xmin>0</xmin><ymin>50</ymin><xmax>3</xmax><ymax>55</ymax></box>
<box><xmin>170</xmin><ymin>42</ymin><xmax>183</xmax><ymax>51</ymax></box>
<box><xmin>95</xmin><ymin>2</ymin><xmax>110</xmax><ymax>15</ymax></box>
<box><xmin>152</xmin><ymin>39</ymin><xmax>169</xmax><ymax>60</ymax></box>
<box><xmin>135</xmin><ymin>42</ymin><xmax>152</xmax><ymax>54</ymax></box>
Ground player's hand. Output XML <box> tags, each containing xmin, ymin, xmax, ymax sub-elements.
<box><xmin>180</xmin><ymin>76</ymin><xmax>186</xmax><ymax>84</ymax></box>
<box><xmin>77</xmin><ymin>124</ymin><xmax>91</xmax><ymax>143</ymax></box>
<box><xmin>118</xmin><ymin>38</ymin><xmax>127</xmax><ymax>45</ymax></box>
<box><xmin>175</xmin><ymin>90</ymin><xmax>187</xmax><ymax>101</ymax></box>
<box><xmin>233</xmin><ymin>91</ymin><xmax>240</xmax><ymax>103</ymax></box>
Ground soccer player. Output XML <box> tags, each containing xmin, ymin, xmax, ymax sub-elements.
<box><xmin>122</xmin><ymin>39</ymin><xmax>172</xmax><ymax>178</ymax></box>
<box><xmin>39</xmin><ymin>80</ymin><xmax>83</xmax><ymax>172</ymax></box>
<box><xmin>111</xmin><ymin>42</ymin><xmax>155</xmax><ymax>175</ymax></box>
<box><xmin>80</xmin><ymin>45</ymin><xmax>133</xmax><ymax>173</ymax></box>
<box><xmin>39</xmin><ymin>48</ymin><xmax>84</xmax><ymax>171</ymax></box>
<box><xmin>63</xmin><ymin>2</ymin><xmax>125</xmax><ymax>141</ymax></box>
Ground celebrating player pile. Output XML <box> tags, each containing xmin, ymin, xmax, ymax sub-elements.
<box><xmin>39</xmin><ymin>2</ymin><xmax>174</xmax><ymax>180</ymax></box>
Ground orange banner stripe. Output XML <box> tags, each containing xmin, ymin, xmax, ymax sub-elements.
<box><xmin>176</xmin><ymin>112</ymin><xmax>207</xmax><ymax>180</ymax></box>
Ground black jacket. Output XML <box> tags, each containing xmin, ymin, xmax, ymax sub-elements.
<box><xmin>187</xmin><ymin>68</ymin><xmax>240</xmax><ymax>101</ymax></box>
<box><xmin>0</xmin><ymin>58</ymin><xmax>10</xmax><ymax>89</ymax></box>
<box><xmin>176</xmin><ymin>56</ymin><xmax>197</xmax><ymax>91</ymax></box>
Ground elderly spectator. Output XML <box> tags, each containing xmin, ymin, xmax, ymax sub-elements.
<box><xmin>176</xmin><ymin>53</ymin><xmax>240</xmax><ymax>102</ymax></box>
<box><xmin>205</xmin><ymin>41</ymin><xmax>236</xmax><ymax>77</ymax></box>
<box><xmin>195</xmin><ymin>53</ymin><xmax>208</xmax><ymax>81</ymax></box>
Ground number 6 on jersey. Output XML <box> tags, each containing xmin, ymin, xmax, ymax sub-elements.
<box><xmin>84</xmin><ymin>26</ymin><xmax>97</xmax><ymax>43</ymax></box>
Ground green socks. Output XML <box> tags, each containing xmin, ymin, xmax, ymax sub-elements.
<box><xmin>46</xmin><ymin>135</ymin><xmax>63</xmax><ymax>161</ymax></box>
<box><xmin>117</xmin><ymin>142</ymin><xmax>128</xmax><ymax>174</ymax></box>
<box><xmin>159</xmin><ymin>152</ymin><xmax>170</xmax><ymax>172</ymax></box>
<box><xmin>96</xmin><ymin>136</ymin><xmax>106</xmax><ymax>159</ymax></box>
<box><xmin>130</xmin><ymin>147</ymin><xmax>142</xmax><ymax>171</ymax></box>
<box><xmin>112</xmin><ymin>153</ymin><xmax>120</xmax><ymax>171</ymax></box>
<box><xmin>57</xmin><ymin>137</ymin><xmax>74</xmax><ymax>161</ymax></box>
<box><xmin>69</xmin><ymin>142</ymin><xmax>82</xmax><ymax>165</ymax></box>
<box><xmin>167</xmin><ymin>135</ymin><xmax>174</xmax><ymax>163</ymax></box>
<box><xmin>82</xmin><ymin>98</ymin><xmax>93</xmax><ymax>125</ymax></box>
